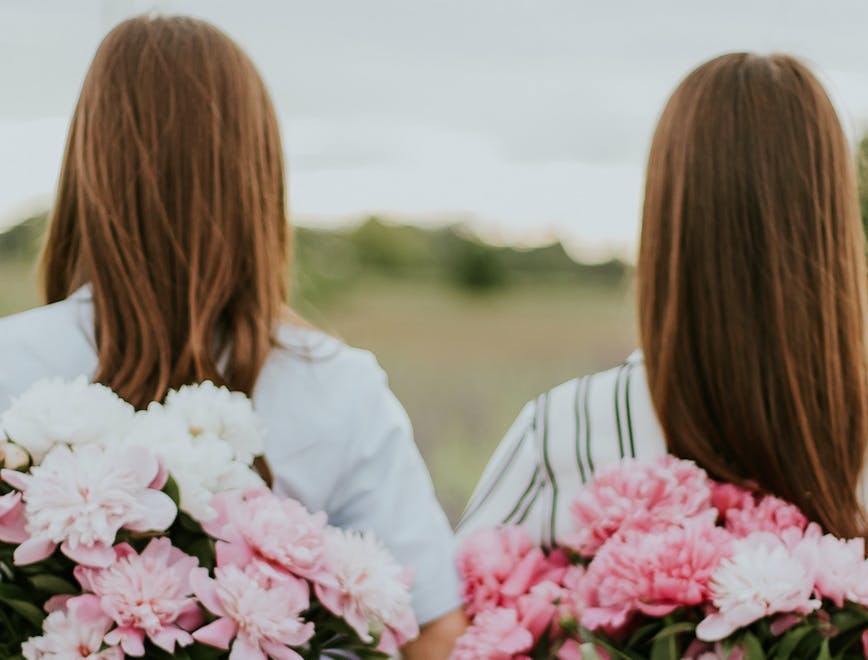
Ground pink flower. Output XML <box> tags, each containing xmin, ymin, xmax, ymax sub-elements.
<box><xmin>0</xmin><ymin>491</ymin><xmax>27</xmax><ymax>543</ymax></box>
<box><xmin>191</xmin><ymin>565</ymin><xmax>314</xmax><ymax>659</ymax></box>
<box><xmin>316</xmin><ymin>528</ymin><xmax>419</xmax><ymax>653</ymax></box>
<box><xmin>72</xmin><ymin>539</ymin><xmax>202</xmax><ymax>656</ymax></box>
<box><xmin>581</xmin><ymin>514</ymin><xmax>732</xmax><ymax>635</ymax></box>
<box><xmin>556</xmin><ymin>639</ymin><xmax>584</xmax><ymax>660</ymax></box>
<box><xmin>457</xmin><ymin>526</ymin><xmax>537</xmax><ymax>616</ymax></box>
<box><xmin>516</xmin><ymin>580</ymin><xmax>566</xmax><ymax>642</ymax></box>
<box><xmin>450</xmin><ymin>607</ymin><xmax>534</xmax><ymax>660</ymax></box>
<box><xmin>710</xmin><ymin>483</ymin><xmax>754</xmax><ymax>518</ymax></box>
<box><xmin>563</xmin><ymin>456</ymin><xmax>713</xmax><ymax>556</ymax></box>
<box><xmin>696</xmin><ymin>532</ymin><xmax>820</xmax><ymax>642</ymax></box>
<box><xmin>21</xmin><ymin>598</ymin><xmax>122</xmax><ymax>660</ymax></box>
<box><xmin>790</xmin><ymin>524</ymin><xmax>868</xmax><ymax>607</ymax></box>
<box><xmin>2</xmin><ymin>444</ymin><xmax>176</xmax><ymax>567</ymax></box>
<box><xmin>203</xmin><ymin>490</ymin><xmax>333</xmax><ymax>586</ymax></box>
<box><xmin>722</xmin><ymin>493</ymin><xmax>807</xmax><ymax>539</ymax></box>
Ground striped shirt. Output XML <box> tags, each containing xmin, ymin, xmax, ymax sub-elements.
<box><xmin>458</xmin><ymin>352</ymin><xmax>667</xmax><ymax>546</ymax></box>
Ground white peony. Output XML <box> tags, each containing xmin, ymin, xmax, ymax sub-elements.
<box><xmin>319</xmin><ymin>528</ymin><xmax>417</xmax><ymax>644</ymax></box>
<box><xmin>2</xmin><ymin>443</ymin><xmax>177</xmax><ymax>568</ymax></box>
<box><xmin>121</xmin><ymin>404</ymin><xmax>263</xmax><ymax>523</ymax></box>
<box><xmin>696</xmin><ymin>532</ymin><xmax>820</xmax><ymax>642</ymax></box>
<box><xmin>163</xmin><ymin>381</ymin><xmax>264</xmax><ymax>465</ymax></box>
<box><xmin>1</xmin><ymin>376</ymin><xmax>134</xmax><ymax>464</ymax></box>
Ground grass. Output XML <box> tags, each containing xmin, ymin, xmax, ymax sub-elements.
<box><xmin>0</xmin><ymin>264</ymin><xmax>637</xmax><ymax>522</ymax></box>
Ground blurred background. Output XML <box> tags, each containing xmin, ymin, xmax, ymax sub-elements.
<box><xmin>4</xmin><ymin>0</ymin><xmax>868</xmax><ymax>521</ymax></box>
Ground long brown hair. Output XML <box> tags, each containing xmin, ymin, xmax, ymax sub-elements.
<box><xmin>638</xmin><ymin>53</ymin><xmax>868</xmax><ymax>539</ymax></box>
<box><xmin>42</xmin><ymin>16</ymin><xmax>290</xmax><ymax>409</ymax></box>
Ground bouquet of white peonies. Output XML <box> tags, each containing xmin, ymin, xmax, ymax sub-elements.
<box><xmin>0</xmin><ymin>377</ymin><xmax>418</xmax><ymax>659</ymax></box>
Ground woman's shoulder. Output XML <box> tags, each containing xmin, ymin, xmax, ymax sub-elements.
<box><xmin>531</xmin><ymin>351</ymin><xmax>663</xmax><ymax>463</ymax></box>
<box><xmin>267</xmin><ymin>322</ymin><xmax>386</xmax><ymax>388</ymax></box>
<box><xmin>537</xmin><ymin>351</ymin><xmax>646</xmax><ymax>421</ymax></box>
<box><xmin>0</xmin><ymin>294</ymin><xmax>97</xmax><ymax>410</ymax></box>
<box><xmin>255</xmin><ymin>323</ymin><xmax>398</xmax><ymax>449</ymax></box>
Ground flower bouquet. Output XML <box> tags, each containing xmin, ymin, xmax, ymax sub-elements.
<box><xmin>454</xmin><ymin>456</ymin><xmax>868</xmax><ymax>659</ymax></box>
<box><xmin>0</xmin><ymin>377</ymin><xmax>418</xmax><ymax>659</ymax></box>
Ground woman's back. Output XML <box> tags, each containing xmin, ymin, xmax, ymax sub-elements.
<box><xmin>463</xmin><ymin>52</ymin><xmax>868</xmax><ymax>545</ymax></box>
<box><xmin>0</xmin><ymin>285</ymin><xmax>462</xmax><ymax>625</ymax></box>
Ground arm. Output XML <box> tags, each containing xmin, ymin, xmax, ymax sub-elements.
<box><xmin>401</xmin><ymin>608</ymin><xmax>468</xmax><ymax>659</ymax></box>
<box><xmin>325</xmin><ymin>356</ymin><xmax>465</xmax><ymax>653</ymax></box>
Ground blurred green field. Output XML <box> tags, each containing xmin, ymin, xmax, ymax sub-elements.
<box><xmin>0</xmin><ymin>226</ymin><xmax>637</xmax><ymax>522</ymax></box>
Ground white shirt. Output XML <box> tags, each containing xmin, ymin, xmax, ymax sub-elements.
<box><xmin>458</xmin><ymin>352</ymin><xmax>668</xmax><ymax>546</ymax></box>
<box><xmin>0</xmin><ymin>287</ymin><xmax>461</xmax><ymax>625</ymax></box>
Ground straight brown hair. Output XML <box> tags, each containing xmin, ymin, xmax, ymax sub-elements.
<box><xmin>638</xmin><ymin>53</ymin><xmax>868</xmax><ymax>539</ymax></box>
<box><xmin>42</xmin><ymin>16</ymin><xmax>290</xmax><ymax>409</ymax></box>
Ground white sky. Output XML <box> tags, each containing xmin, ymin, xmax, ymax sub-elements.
<box><xmin>3</xmin><ymin>0</ymin><xmax>868</xmax><ymax>259</ymax></box>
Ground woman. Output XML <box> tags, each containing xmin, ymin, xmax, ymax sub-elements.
<box><xmin>460</xmin><ymin>53</ymin><xmax>868</xmax><ymax>545</ymax></box>
<box><xmin>0</xmin><ymin>16</ymin><xmax>465</xmax><ymax>656</ymax></box>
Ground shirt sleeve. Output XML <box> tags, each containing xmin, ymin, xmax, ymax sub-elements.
<box><xmin>324</xmin><ymin>359</ymin><xmax>463</xmax><ymax>626</ymax></box>
<box><xmin>456</xmin><ymin>399</ymin><xmax>548</xmax><ymax>543</ymax></box>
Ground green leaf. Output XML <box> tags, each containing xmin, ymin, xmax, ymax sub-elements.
<box><xmin>650</xmin><ymin>633</ymin><xmax>679</xmax><ymax>660</ymax></box>
<box><xmin>817</xmin><ymin>638</ymin><xmax>831</xmax><ymax>660</ymax></box>
<box><xmin>771</xmin><ymin>624</ymin><xmax>814</xmax><ymax>660</ymax></box>
<box><xmin>831</xmin><ymin>609</ymin><xmax>867</xmax><ymax>635</ymax></box>
<box><xmin>740</xmin><ymin>632</ymin><xmax>767</xmax><ymax>660</ymax></box>
<box><xmin>652</xmin><ymin>621</ymin><xmax>697</xmax><ymax>641</ymax></box>
<box><xmin>2</xmin><ymin>599</ymin><xmax>44</xmax><ymax>628</ymax></box>
<box><xmin>27</xmin><ymin>574</ymin><xmax>77</xmax><ymax>595</ymax></box>
<box><xmin>163</xmin><ymin>475</ymin><xmax>181</xmax><ymax>506</ymax></box>
<box><xmin>627</xmin><ymin>621</ymin><xmax>664</xmax><ymax>648</ymax></box>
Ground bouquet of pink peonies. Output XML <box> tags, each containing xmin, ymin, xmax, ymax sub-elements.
<box><xmin>453</xmin><ymin>456</ymin><xmax>868</xmax><ymax>660</ymax></box>
<box><xmin>0</xmin><ymin>377</ymin><xmax>418</xmax><ymax>659</ymax></box>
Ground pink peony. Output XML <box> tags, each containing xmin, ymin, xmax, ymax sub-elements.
<box><xmin>710</xmin><ymin>483</ymin><xmax>754</xmax><ymax>518</ymax></box>
<box><xmin>316</xmin><ymin>528</ymin><xmax>418</xmax><ymax>654</ymax></box>
<box><xmin>516</xmin><ymin>580</ymin><xmax>567</xmax><ymax>642</ymax></box>
<box><xmin>696</xmin><ymin>532</ymin><xmax>820</xmax><ymax>642</ymax></box>
<box><xmin>72</xmin><ymin>539</ymin><xmax>202</xmax><ymax>656</ymax></box>
<box><xmin>203</xmin><ymin>489</ymin><xmax>333</xmax><ymax>586</ymax></box>
<box><xmin>0</xmin><ymin>490</ymin><xmax>27</xmax><ymax>543</ymax></box>
<box><xmin>581</xmin><ymin>514</ymin><xmax>733</xmax><ymax>634</ymax></box>
<box><xmin>722</xmin><ymin>493</ymin><xmax>807</xmax><ymax>539</ymax></box>
<box><xmin>21</xmin><ymin>598</ymin><xmax>122</xmax><ymax>660</ymax></box>
<box><xmin>790</xmin><ymin>524</ymin><xmax>868</xmax><ymax>608</ymax></box>
<box><xmin>563</xmin><ymin>456</ymin><xmax>713</xmax><ymax>556</ymax></box>
<box><xmin>450</xmin><ymin>607</ymin><xmax>534</xmax><ymax>660</ymax></box>
<box><xmin>457</xmin><ymin>526</ymin><xmax>540</xmax><ymax>616</ymax></box>
<box><xmin>191</xmin><ymin>564</ymin><xmax>314</xmax><ymax>659</ymax></box>
<box><xmin>2</xmin><ymin>444</ymin><xmax>176</xmax><ymax>567</ymax></box>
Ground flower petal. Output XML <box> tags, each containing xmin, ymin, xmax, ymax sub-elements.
<box><xmin>106</xmin><ymin>625</ymin><xmax>146</xmax><ymax>657</ymax></box>
<box><xmin>124</xmin><ymin>490</ymin><xmax>177</xmax><ymax>532</ymax></box>
<box><xmin>215</xmin><ymin>539</ymin><xmax>254</xmax><ymax>568</ymax></box>
<box><xmin>0</xmin><ymin>468</ymin><xmax>30</xmax><ymax>491</ymax></box>
<box><xmin>193</xmin><ymin>617</ymin><xmax>238</xmax><ymax>650</ymax></box>
<box><xmin>14</xmin><ymin>536</ymin><xmax>56</xmax><ymax>565</ymax></box>
<box><xmin>230</xmin><ymin>632</ymin><xmax>267</xmax><ymax>660</ymax></box>
<box><xmin>61</xmin><ymin>540</ymin><xmax>116</xmax><ymax>568</ymax></box>
<box><xmin>190</xmin><ymin>568</ymin><xmax>228</xmax><ymax>617</ymax></box>
<box><xmin>150</xmin><ymin>626</ymin><xmax>194</xmax><ymax>653</ymax></box>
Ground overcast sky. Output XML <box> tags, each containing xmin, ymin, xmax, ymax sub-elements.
<box><xmin>3</xmin><ymin>0</ymin><xmax>868</xmax><ymax>258</ymax></box>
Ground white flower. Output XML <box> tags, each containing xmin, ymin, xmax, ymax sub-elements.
<box><xmin>0</xmin><ymin>441</ymin><xmax>30</xmax><ymax>470</ymax></box>
<box><xmin>122</xmin><ymin>405</ymin><xmax>263</xmax><ymax>523</ymax></box>
<box><xmin>318</xmin><ymin>528</ymin><xmax>417</xmax><ymax>643</ymax></box>
<box><xmin>2</xmin><ymin>376</ymin><xmax>134</xmax><ymax>464</ymax></box>
<box><xmin>696</xmin><ymin>533</ymin><xmax>820</xmax><ymax>642</ymax></box>
<box><xmin>1</xmin><ymin>443</ymin><xmax>177</xmax><ymax>568</ymax></box>
<box><xmin>22</xmin><ymin>607</ymin><xmax>122</xmax><ymax>660</ymax></box>
<box><xmin>164</xmin><ymin>381</ymin><xmax>264</xmax><ymax>465</ymax></box>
